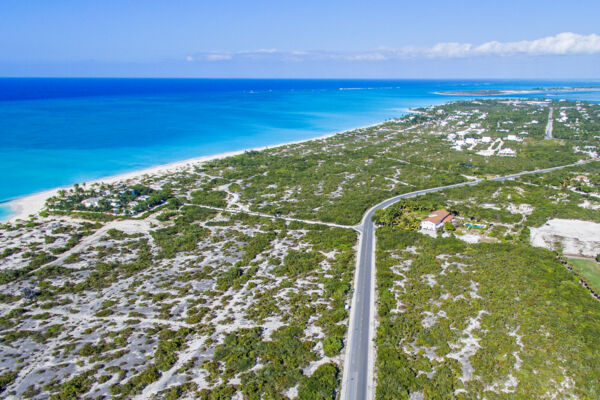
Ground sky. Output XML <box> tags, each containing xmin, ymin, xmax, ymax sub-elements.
<box><xmin>1</xmin><ymin>0</ymin><xmax>599</xmax><ymax>79</ymax></box>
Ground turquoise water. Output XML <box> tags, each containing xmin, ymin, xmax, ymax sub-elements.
<box><xmin>465</xmin><ymin>223</ymin><xmax>487</xmax><ymax>229</ymax></box>
<box><xmin>0</xmin><ymin>206</ymin><xmax>10</xmax><ymax>221</ymax></box>
<box><xmin>1</xmin><ymin>79</ymin><xmax>600</xmax><ymax>219</ymax></box>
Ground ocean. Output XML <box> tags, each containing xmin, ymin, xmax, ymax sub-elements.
<box><xmin>1</xmin><ymin>78</ymin><xmax>600</xmax><ymax>220</ymax></box>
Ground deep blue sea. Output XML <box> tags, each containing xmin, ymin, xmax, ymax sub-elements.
<box><xmin>1</xmin><ymin>78</ymin><xmax>600</xmax><ymax>220</ymax></box>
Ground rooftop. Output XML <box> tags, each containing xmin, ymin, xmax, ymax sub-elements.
<box><xmin>423</xmin><ymin>209</ymin><xmax>453</xmax><ymax>225</ymax></box>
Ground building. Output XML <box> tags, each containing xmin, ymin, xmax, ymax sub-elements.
<box><xmin>498</xmin><ymin>148</ymin><xmax>516</xmax><ymax>156</ymax></box>
<box><xmin>571</xmin><ymin>175</ymin><xmax>591</xmax><ymax>184</ymax></box>
<box><xmin>81</xmin><ymin>197</ymin><xmax>101</xmax><ymax>208</ymax></box>
<box><xmin>420</xmin><ymin>209</ymin><xmax>454</xmax><ymax>231</ymax></box>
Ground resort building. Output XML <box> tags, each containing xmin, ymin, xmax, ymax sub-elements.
<box><xmin>420</xmin><ymin>209</ymin><xmax>454</xmax><ymax>230</ymax></box>
<box><xmin>498</xmin><ymin>148</ymin><xmax>516</xmax><ymax>156</ymax></box>
<box><xmin>571</xmin><ymin>175</ymin><xmax>591</xmax><ymax>184</ymax></box>
<box><xmin>81</xmin><ymin>197</ymin><xmax>101</xmax><ymax>208</ymax></box>
<box><xmin>506</xmin><ymin>134</ymin><xmax>523</xmax><ymax>142</ymax></box>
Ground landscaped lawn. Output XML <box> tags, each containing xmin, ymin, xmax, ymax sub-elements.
<box><xmin>567</xmin><ymin>257</ymin><xmax>600</xmax><ymax>293</ymax></box>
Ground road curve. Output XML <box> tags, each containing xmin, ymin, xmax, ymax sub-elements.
<box><xmin>340</xmin><ymin>160</ymin><xmax>590</xmax><ymax>400</ymax></box>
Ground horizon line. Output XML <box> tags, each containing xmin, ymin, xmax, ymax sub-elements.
<box><xmin>1</xmin><ymin>76</ymin><xmax>600</xmax><ymax>81</ymax></box>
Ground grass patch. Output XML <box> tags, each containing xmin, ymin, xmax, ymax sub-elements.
<box><xmin>567</xmin><ymin>257</ymin><xmax>600</xmax><ymax>293</ymax></box>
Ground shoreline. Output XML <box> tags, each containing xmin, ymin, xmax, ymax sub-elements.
<box><xmin>2</xmin><ymin>120</ymin><xmax>389</xmax><ymax>223</ymax></box>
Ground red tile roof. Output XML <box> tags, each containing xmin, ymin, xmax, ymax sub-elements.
<box><xmin>423</xmin><ymin>209</ymin><xmax>453</xmax><ymax>225</ymax></box>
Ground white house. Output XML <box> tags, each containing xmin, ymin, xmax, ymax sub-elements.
<box><xmin>81</xmin><ymin>197</ymin><xmax>101</xmax><ymax>208</ymax></box>
<box><xmin>498</xmin><ymin>148</ymin><xmax>516</xmax><ymax>156</ymax></box>
<box><xmin>571</xmin><ymin>175</ymin><xmax>590</xmax><ymax>184</ymax></box>
<box><xmin>420</xmin><ymin>209</ymin><xmax>454</xmax><ymax>231</ymax></box>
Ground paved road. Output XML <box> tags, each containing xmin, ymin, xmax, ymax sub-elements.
<box><xmin>546</xmin><ymin>107</ymin><xmax>554</xmax><ymax>139</ymax></box>
<box><xmin>341</xmin><ymin>160</ymin><xmax>590</xmax><ymax>400</ymax></box>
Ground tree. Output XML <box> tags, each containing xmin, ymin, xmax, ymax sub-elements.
<box><xmin>443</xmin><ymin>221</ymin><xmax>455</xmax><ymax>232</ymax></box>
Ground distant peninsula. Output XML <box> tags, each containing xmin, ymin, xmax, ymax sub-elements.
<box><xmin>436</xmin><ymin>86</ymin><xmax>600</xmax><ymax>96</ymax></box>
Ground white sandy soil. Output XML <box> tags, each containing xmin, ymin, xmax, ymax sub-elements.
<box><xmin>530</xmin><ymin>218</ymin><xmax>600</xmax><ymax>257</ymax></box>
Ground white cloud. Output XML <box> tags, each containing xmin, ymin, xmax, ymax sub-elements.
<box><xmin>343</xmin><ymin>52</ymin><xmax>389</xmax><ymax>61</ymax></box>
<box><xmin>187</xmin><ymin>53</ymin><xmax>233</xmax><ymax>62</ymax></box>
<box><xmin>187</xmin><ymin>32</ymin><xmax>600</xmax><ymax>63</ymax></box>
<box><xmin>431</xmin><ymin>32</ymin><xmax>600</xmax><ymax>57</ymax></box>
<box><xmin>205</xmin><ymin>54</ymin><xmax>232</xmax><ymax>61</ymax></box>
<box><xmin>428</xmin><ymin>42</ymin><xmax>473</xmax><ymax>58</ymax></box>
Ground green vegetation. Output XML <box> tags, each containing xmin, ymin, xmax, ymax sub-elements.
<box><xmin>374</xmin><ymin>198</ymin><xmax>442</xmax><ymax>229</ymax></box>
<box><xmin>298</xmin><ymin>363</ymin><xmax>339</xmax><ymax>399</ymax></box>
<box><xmin>322</xmin><ymin>336</ymin><xmax>343</xmax><ymax>357</ymax></box>
<box><xmin>151</xmin><ymin>222</ymin><xmax>210</xmax><ymax>258</ymax></box>
<box><xmin>46</xmin><ymin>183</ymin><xmax>174</xmax><ymax>216</ymax></box>
<box><xmin>375</xmin><ymin>227</ymin><xmax>600</xmax><ymax>399</ymax></box>
<box><xmin>211</xmin><ymin>325</ymin><xmax>316</xmax><ymax>399</ymax></box>
<box><xmin>191</xmin><ymin>189</ymin><xmax>228</xmax><ymax>208</ymax></box>
<box><xmin>110</xmin><ymin>365</ymin><xmax>161</xmax><ymax>398</ymax></box>
<box><xmin>0</xmin><ymin>371</ymin><xmax>17</xmax><ymax>393</ymax></box>
<box><xmin>274</xmin><ymin>250</ymin><xmax>325</xmax><ymax>277</ymax></box>
<box><xmin>49</xmin><ymin>370</ymin><xmax>96</xmax><ymax>400</ymax></box>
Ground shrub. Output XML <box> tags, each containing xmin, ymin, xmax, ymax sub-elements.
<box><xmin>322</xmin><ymin>336</ymin><xmax>343</xmax><ymax>357</ymax></box>
<box><xmin>298</xmin><ymin>363</ymin><xmax>338</xmax><ymax>400</ymax></box>
<box><xmin>0</xmin><ymin>371</ymin><xmax>17</xmax><ymax>393</ymax></box>
<box><xmin>51</xmin><ymin>370</ymin><xmax>96</xmax><ymax>399</ymax></box>
<box><xmin>274</xmin><ymin>250</ymin><xmax>324</xmax><ymax>277</ymax></box>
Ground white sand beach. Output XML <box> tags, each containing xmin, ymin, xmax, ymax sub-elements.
<box><xmin>3</xmin><ymin>122</ymin><xmax>385</xmax><ymax>222</ymax></box>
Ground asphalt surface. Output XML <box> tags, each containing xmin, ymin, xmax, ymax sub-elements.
<box><xmin>341</xmin><ymin>160</ymin><xmax>589</xmax><ymax>400</ymax></box>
